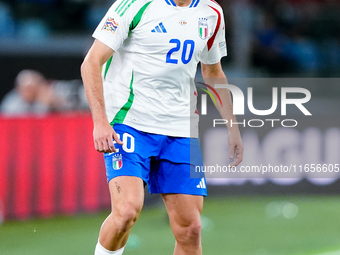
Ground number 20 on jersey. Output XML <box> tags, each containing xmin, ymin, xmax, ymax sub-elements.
<box><xmin>166</xmin><ymin>39</ymin><xmax>195</xmax><ymax>64</ymax></box>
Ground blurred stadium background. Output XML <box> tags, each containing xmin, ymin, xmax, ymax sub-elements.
<box><xmin>0</xmin><ymin>0</ymin><xmax>340</xmax><ymax>254</ymax></box>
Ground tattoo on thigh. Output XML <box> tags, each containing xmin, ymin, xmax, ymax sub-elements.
<box><xmin>115</xmin><ymin>182</ymin><xmax>121</xmax><ymax>194</ymax></box>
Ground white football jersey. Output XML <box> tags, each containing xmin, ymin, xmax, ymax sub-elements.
<box><xmin>93</xmin><ymin>0</ymin><xmax>227</xmax><ymax>138</ymax></box>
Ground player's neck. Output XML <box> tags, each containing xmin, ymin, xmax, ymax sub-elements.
<box><xmin>173</xmin><ymin>0</ymin><xmax>192</xmax><ymax>7</ymax></box>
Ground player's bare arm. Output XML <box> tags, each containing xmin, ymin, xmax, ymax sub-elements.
<box><xmin>201</xmin><ymin>62</ymin><xmax>244</xmax><ymax>167</ymax></box>
<box><xmin>81</xmin><ymin>39</ymin><xmax>123</xmax><ymax>153</ymax></box>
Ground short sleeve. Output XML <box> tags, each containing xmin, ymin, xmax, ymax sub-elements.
<box><xmin>92</xmin><ymin>0</ymin><xmax>146</xmax><ymax>51</ymax></box>
<box><xmin>200</xmin><ymin>8</ymin><xmax>227</xmax><ymax>65</ymax></box>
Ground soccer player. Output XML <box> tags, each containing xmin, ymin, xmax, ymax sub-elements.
<box><xmin>81</xmin><ymin>0</ymin><xmax>243</xmax><ymax>254</ymax></box>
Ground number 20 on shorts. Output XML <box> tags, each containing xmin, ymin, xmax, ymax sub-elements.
<box><xmin>113</xmin><ymin>133</ymin><xmax>135</xmax><ymax>153</ymax></box>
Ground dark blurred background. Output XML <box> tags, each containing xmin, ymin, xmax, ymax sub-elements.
<box><xmin>0</xmin><ymin>1</ymin><xmax>340</xmax><ymax>254</ymax></box>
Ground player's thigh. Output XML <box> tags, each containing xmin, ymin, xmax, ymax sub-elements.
<box><xmin>108</xmin><ymin>176</ymin><xmax>144</xmax><ymax>213</ymax></box>
<box><xmin>162</xmin><ymin>194</ymin><xmax>203</xmax><ymax>225</ymax></box>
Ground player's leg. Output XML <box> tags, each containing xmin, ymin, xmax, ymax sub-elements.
<box><xmin>95</xmin><ymin>124</ymin><xmax>155</xmax><ymax>254</ymax></box>
<box><xmin>162</xmin><ymin>194</ymin><xmax>203</xmax><ymax>255</ymax></box>
<box><xmin>147</xmin><ymin>137</ymin><xmax>206</xmax><ymax>255</ymax></box>
<box><xmin>95</xmin><ymin>176</ymin><xmax>144</xmax><ymax>254</ymax></box>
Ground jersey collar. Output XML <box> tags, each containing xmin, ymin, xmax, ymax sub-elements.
<box><xmin>164</xmin><ymin>0</ymin><xmax>200</xmax><ymax>8</ymax></box>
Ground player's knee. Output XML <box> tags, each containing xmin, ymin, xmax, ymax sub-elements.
<box><xmin>120</xmin><ymin>203</ymin><xmax>140</xmax><ymax>224</ymax></box>
<box><xmin>114</xmin><ymin>202</ymin><xmax>141</xmax><ymax>232</ymax></box>
<box><xmin>174</xmin><ymin>218</ymin><xmax>201</xmax><ymax>246</ymax></box>
<box><xmin>186</xmin><ymin>220</ymin><xmax>202</xmax><ymax>240</ymax></box>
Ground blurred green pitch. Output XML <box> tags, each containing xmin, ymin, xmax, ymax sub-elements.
<box><xmin>1</xmin><ymin>196</ymin><xmax>340</xmax><ymax>255</ymax></box>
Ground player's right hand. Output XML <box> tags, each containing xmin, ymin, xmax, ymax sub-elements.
<box><xmin>93</xmin><ymin>120</ymin><xmax>123</xmax><ymax>153</ymax></box>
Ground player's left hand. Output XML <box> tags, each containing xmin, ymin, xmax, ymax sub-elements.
<box><xmin>228</xmin><ymin>129</ymin><xmax>243</xmax><ymax>167</ymax></box>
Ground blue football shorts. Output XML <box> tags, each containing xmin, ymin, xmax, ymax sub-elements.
<box><xmin>104</xmin><ymin>124</ymin><xmax>207</xmax><ymax>196</ymax></box>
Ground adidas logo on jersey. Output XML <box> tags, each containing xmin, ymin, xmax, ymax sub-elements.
<box><xmin>151</xmin><ymin>22</ymin><xmax>167</xmax><ymax>33</ymax></box>
<box><xmin>196</xmin><ymin>178</ymin><xmax>206</xmax><ymax>189</ymax></box>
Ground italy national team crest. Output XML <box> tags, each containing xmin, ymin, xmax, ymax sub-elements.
<box><xmin>198</xmin><ymin>18</ymin><xmax>208</xmax><ymax>40</ymax></box>
<box><xmin>102</xmin><ymin>17</ymin><xmax>119</xmax><ymax>35</ymax></box>
<box><xmin>112</xmin><ymin>154</ymin><xmax>123</xmax><ymax>170</ymax></box>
